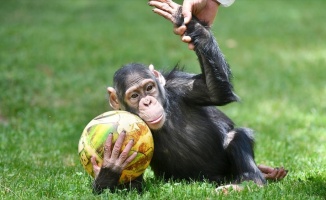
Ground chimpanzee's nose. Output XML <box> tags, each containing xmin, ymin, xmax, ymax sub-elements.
<box><xmin>143</xmin><ymin>98</ymin><xmax>151</xmax><ymax>106</ymax></box>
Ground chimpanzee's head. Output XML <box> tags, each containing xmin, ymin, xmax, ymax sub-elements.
<box><xmin>107</xmin><ymin>63</ymin><xmax>167</xmax><ymax>130</ymax></box>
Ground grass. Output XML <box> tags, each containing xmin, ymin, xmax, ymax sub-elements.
<box><xmin>0</xmin><ymin>0</ymin><xmax>325</xmax><ymax>199</ymax></box>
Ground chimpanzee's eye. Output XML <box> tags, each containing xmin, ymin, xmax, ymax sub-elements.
<box><xmin>147</xmin><ymin>85</ymin><xmax>153</xmax><ymax>91</ymax></box>
<box><xmin>131</xmin><ymin>93</ymin><xmax>138</xmax><ymax>99</ymax></box>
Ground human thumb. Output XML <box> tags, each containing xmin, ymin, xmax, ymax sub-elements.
<box><xmin>182</xmin><ymin>1</ymin><xmax>192</xmax><ymax>24</ymax></box>
<box><xmin>183</xmin><ymin>11</ymin><xmax>192</xmax><ymax>24</ymax></box>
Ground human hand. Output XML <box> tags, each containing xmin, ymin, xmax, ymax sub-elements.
<box><xmin>149</xmin><ymin>0</ymin><xmax>219</xmax><ymax>50</ymax></box>
<box><xmin>182</xmin><ymin>0</ymin><xmax>219</xmax><ymax>25</ymax></box>
<box><xmin>180</xmin><ymin>0</ymin><xmax>219</xmax><ymax>49</ymax></box>
<box><xmin>91</xmin><ymin>131</ymin><xmax>138</xmax><ymax>178</ymax></box>
<box><xmin>149</xmin><ymin>0</ymin><xmax>194</xmax><ymax>49</ymax></box>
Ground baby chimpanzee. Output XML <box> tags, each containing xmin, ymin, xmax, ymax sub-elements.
<box><xmin>91</xmin><ymin>0</ymin><xmax>287</xmax><ymax>194</ymax></box>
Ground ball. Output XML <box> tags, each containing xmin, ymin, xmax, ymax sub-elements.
<box><xmin>78</xmin><ymin>110</ymin><xmax>154</xmax><ymax>184</ymax></box>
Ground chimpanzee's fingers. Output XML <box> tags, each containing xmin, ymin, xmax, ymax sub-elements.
<box><xmin>282</xmin><ymin>169</ymin><xmax>289</xmax><ymax>179</ymax></box>
<box><xmin>275</xmin><ymin>167</ymin><xmax>288</xmax><ymax>180</ymax></box>
<box><xmin>110</xmin><ymin>131</ymin><xmax>126</xmax><ymax>161</ymax></box>
<box><xmin>267</xmin><ymin>168</ymin><xmax>283</xmax><ymax>180</ymax></box>
<box><xmin>258</xmin><ymin>164</ymin><xmax>274</xmax><ymax>174</ymax></box>
<box><xmin>121</xmin><ymin>152</ymin><xmax>138</xmax><ymax>169</ymax></box>
<box><xmin>123</xmin><ymin>152</ymin><xmax>138</xmax><ymax>168</ymax></box>
<box><xmin>116</xmin><ymin>139</ymin><xmax>134</xmax><ymax>166</ymax></box>
<box><xmin>91</xmin><ymin>156</ymin><xmax>100</xmax><ymax>178</ymax></box>
<box><xmin>274</xmin><ymin>168</ymin><xmax>283</xmax><ymax>180</ymax></box>
<box><xmin>215</xmin><ymin>184</ymin><xmax>243</xmax><ymax>194</ymax></box>
<box><xmin>259</xmin><ymin>165</ymin><xmax>288</xmax><ymax>181</ymax></box>
<box><xmin>91</xmin><ymin>156</ymin><xmax>99</xmax><ymax>167</ymax></box>
<box><xmin>102</xmin><ymin>133</ymin><xmax>113</xmax><ymax>165</ymax></box>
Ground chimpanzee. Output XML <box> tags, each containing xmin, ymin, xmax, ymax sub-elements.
<box><xmin>91</xmin><ymin>0</ymin><xmax>287</xmax><ymax>194</ymax></box>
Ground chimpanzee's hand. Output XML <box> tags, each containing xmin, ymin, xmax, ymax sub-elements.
<box><xmin>91</xmin><ymin>131</ymin><xmax>138</xmax><ymax>195</ymax></box>
<box><xmin>91</xmin><ymin>131</ymin><xmax>137</xmax><ymax>178</ymax></box>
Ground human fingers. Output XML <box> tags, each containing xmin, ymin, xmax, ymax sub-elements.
<box><xmin>182</xmin><ymin>35</ymin><xmax>191</xmax><ymax>43</ymax></box>
<box><xmin>188</xmin><ymin>43</ymin><xmax>195</xmax><ymax>50</ymax></box>
<box><xmin>149</xmin><ymin>1</ymin><xmax>173</xmax><ymax>13</ymax></box>
<box><xmin>173</xmin><ymin>25</ymin><xmax>186</xmax><ymax>36</ymax></box>
<box><xmin>152</xmin><ymin>7</ymin><xmax>174</xmax><ymax>23</ymax></box>
<box><xmin>182</xmin><ymin>0</ymin><xmax>193</xmax><ymax>24</ymax></box>
<box><xmin>149</xmin><ymin>0</ymin><xmax>180</xmax><ymax>24</ymax></box>
<box><xmin>148</xmin><ymin>0</ymin><xmax>180</xmax><ymax>10</ymax></box>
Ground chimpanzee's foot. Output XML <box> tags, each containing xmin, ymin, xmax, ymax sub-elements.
<box><xmin>258</xmin><ymin>164</ymin><xmax>288</xmax><ymax>181</ymax></box>
<box><xmin>215</xmin><ymin>184</ymin><xmax>244</xmax><ymax>194</ymax></box>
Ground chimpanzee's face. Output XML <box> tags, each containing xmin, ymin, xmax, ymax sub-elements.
<box><xmin>108</xmin><ymin>64</ymin><xmax>167</xmax><ymax>130</ymax></box>
<box><xmin>123</xmin><ymin>75</ymin><xmax>166</xmax><ymax>130</ymax></box>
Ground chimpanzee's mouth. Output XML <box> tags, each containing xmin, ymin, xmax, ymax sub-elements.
<box><xmin>147</xmin><ymin>114</ymin><xmax>164</xmax><ymax>124</ymax></box>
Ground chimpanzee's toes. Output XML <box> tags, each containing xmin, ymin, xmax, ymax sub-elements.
<box><xmin>215</xmin><ymin>184</ymin><xmax>243</xmax><ymax>195</ymax></box>
<box><xmin>258</xmin><ymin>164</ymin><xmax>288</xmax><ymax>181</ymax></box>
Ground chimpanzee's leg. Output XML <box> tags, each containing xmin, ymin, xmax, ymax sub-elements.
<box><xmin>224</xmin><ymin>128</ymin><xmax>266</xmax><ymax>185</ymax></box>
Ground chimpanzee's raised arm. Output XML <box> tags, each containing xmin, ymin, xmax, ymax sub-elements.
<box><xmin>149</xmin><ymin>1</ymin><xmax>239</xmax><ymax>106</ymax></box>
<box><xmin>184</xmin><ymin>16</ymin><xmax>239</xmax><ymax>105</ymax></box>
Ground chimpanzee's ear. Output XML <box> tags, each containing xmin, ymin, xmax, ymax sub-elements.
<box><xmin>107</xmin><ymin>87</ymin><xmax>120</xmax><ymax>110</ymax></box>
<box><xmin>149</xmin><ymin>64</ymin><xmax>166</xmax><ymax>87</ymax></box>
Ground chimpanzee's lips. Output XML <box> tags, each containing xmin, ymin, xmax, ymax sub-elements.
<box><xmin>147</xmin><ymin>114</ymin><xmax>163</xmax><ymax>124</ymax></box>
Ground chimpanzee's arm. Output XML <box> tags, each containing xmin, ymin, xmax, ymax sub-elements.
<box><xmin>92</xmin><ymin>170</ymin><xmax>143</xmax><ymax>194</ymax></box>
<box><xmin>91</xmin><ymin>132</ymin><xmax>143</xmax><ymax>194</ymax></box>
<box><xmin>149</xmin><ymin>0</ymin><xmax>238</xmax><ymax>106</ymax></box>
<box><xmin>92</xmin><ymin>168</ymin><xmax>121</xmax><ymax>194</ymax></box>
<box><xmin>186</xmin><ymin>17</ymin><xmax>239</xmax><ymax>105</ymax></box>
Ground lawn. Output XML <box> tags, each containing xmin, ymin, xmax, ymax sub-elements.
<box><xmin>0</xmin><ymin>0</ymin><xmax>325</xmax><ymax>199</ymax></box>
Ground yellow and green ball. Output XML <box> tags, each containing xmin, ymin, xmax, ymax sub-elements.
<box><xmin>78</xmin><ymin>111</ymin><xmax>154</xmax><ymax>184</ymax></box>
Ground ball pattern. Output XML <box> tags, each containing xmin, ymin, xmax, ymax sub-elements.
<box><xmin>78</xmin><ymin>111</ymin><xmax>154</xmax><ymax>184</ymax></box>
